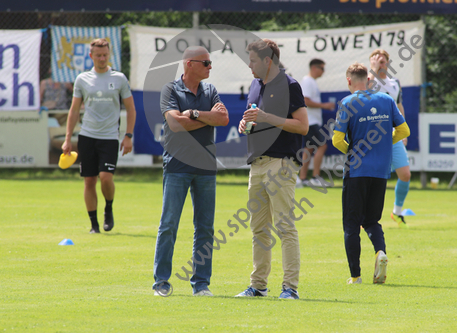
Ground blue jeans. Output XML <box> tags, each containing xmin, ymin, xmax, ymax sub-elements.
<box><xmin>153</xmin><ymin>172</ymin><xmax>216</xmax><ymax>293</ymax></box>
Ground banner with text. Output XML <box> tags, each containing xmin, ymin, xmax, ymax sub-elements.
<box><xmin>419</xmin><ymin>113</ymin><xmax>457</xmax><ymax>172</ymax></box>
<box><xmin>128</xmin><ymin>21</ymin><xmax>424</xmax><ymax>157</ymax></box>
<box><xmin>51</xmin><ymin>26</ymin><xmax>122</xmax><ymax>83</ymax></box>
<box><xmin>0</xmin><ymin>29</ymin><xmax>42</xmax><ymax>111</ymax></box>
<box><xmin>0</xmin><ymin>111</ymin><xmax>48</xmax><ymax>166</ymax></box>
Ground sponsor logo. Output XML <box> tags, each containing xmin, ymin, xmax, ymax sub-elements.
<box><xmin>88</xmin><ymin>92</ymin><xmax>113</xmax><ymax>102</ymax></box>
<box><xmin>105</xmin><ymin>163</ymin><xmax>116</xmax><ymax>171</ymax></box>
<box><xmin>370</xmin><ymin>107</ymin><xmax>377</xmax><ymax>115</ymax></box>
<box><xmin>109</xmin><ymin>83</ymin><xmax>115</xmax><ymax>90</ymax></box>
<box><xmin>359</xmin><ymin>114</ymin><xmax>389</xmax><ymax>123</ymax></box>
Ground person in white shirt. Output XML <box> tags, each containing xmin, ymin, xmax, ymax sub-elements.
<box><xmin>297</xmin><ymin>59</ymin><xmax>335</xmax><ymax>187</ymax></box>
<box><xmin>368</xmin><ymin>49</ymin><xmax>411</xmax><ymax>228</ymax></box>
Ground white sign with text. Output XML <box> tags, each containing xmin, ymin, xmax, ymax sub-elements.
<box><xmin>0</xmin><ymin>30</ymin><xmax>42</xmax><ymax>111</ymax></box>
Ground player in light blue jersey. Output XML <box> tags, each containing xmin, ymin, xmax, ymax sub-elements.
<box><xmin>62</xmin><ymin>38</ymin><xmax>136</xmax><ymax>234</ymax></box>
<box><xmin>369</xmin><ymin>49</ymin><xmax>411</xmax><ymax>228</ymax></box>
<box><xmin>332</xmin><ymin>62</ymin><xmax>410</xmax><ymax>284</ymax></box>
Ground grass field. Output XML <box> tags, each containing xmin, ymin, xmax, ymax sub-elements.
<box><xmin>1</xmin><ymin>170</ymin><xmax>457</xmax><ymax>332</ymax></box>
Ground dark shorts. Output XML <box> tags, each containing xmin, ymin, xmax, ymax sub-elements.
<box><xmin>302</xmin><ymin>124</ymin><xmax>327</xmax><ymax>147</ymax></box>
<box><xmin>78</xmin><ymin>134</ymin><xmax>119</xmax><ymax>177</ymax></box>
<box><xmin>342</xmin><ymin>177</ymin><xmax>387</xmax><ymax>228</ymax></box>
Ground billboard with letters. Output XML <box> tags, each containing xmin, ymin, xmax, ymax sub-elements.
<box><xmin>128</xmin><ymin>21</ymin><xmax>424</xmax><ymax>161</ymax></box>
<box><xmin>0</xmin><ymin>30</ymin><xmax>42</xmax><ymax>111</ymax></box>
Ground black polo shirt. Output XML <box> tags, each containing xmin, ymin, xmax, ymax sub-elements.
<box><xmin>246</xmin><ymin>69</ymin><xmax>306</xmax><ymax>164</ymax></box>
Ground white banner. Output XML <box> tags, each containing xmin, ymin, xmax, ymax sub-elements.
<box><xmin>0</xmin><ymin>111</ymin><xmax>48</xmax><ymax>166</ymax></box>
<box><xmin>0</xmin><ymin>29</ymin><xmax>42</xmax><ymax>111</ymax></box>
<box><xmin>128</xmin><ymin>21</ymin><xmax>424</xmax><ymax>93</ymax></box>
<box><xmin>420</xmin><ymin>113</ymin><xmax>457</xmax><ymax>172</ymax></box>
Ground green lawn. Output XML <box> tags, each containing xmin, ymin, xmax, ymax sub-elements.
<box><xmin>1</xmin><ymin>173</ymin><xmax>456</xmax><ymax>332</ymax></box>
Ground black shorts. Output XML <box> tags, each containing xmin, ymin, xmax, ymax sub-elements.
<box><xmin>302</xmin><ymin>124</ymin><xmax>327</xmax><ymax>147</ymax></box>
<box><xmin>78</xmin><ymin>135</ymin><xmax>119</xmax><ymax>177</ymax></box>
<box><xmin>342</xmin><ymin>177</ymin><xmax>387</xmax><ymax>228</ymax></box>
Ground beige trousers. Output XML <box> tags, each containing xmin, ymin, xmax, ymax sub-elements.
<box><xmin>248</xmin><ymin>156</ymin><xmax>300</xmax><ymax>291</ymax></box>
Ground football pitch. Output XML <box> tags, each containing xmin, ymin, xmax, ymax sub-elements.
<box><xmin>1</xmin><ymin>173</ymin><xmax>456</xmax><ymax>332</ymax></box>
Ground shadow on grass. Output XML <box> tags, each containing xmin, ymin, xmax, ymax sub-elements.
<box><xmin>103</xmin><ymin>232</ymin><xmax>156</xmax><ymax>239</ymax></box>
<box><xmin>159</xmin><ymin>294</ymin><xmax>356</xmax><ymax>304</ymax></box>
<box><xmin>383</xmin><ymin>283</ymin><xmax>457</xmax><ymax>290</ymax></box>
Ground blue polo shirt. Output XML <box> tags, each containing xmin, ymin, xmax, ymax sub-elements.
<box><xmin>335</xmin><ymin>90</ymin><xmax>405</xmax><ymax>179</ymax></box>
<box><xmin>160</xmin><ymin>76</ymin><xmax>221</xmax><ymax>175</ymax></box>
<box><xmin>246</xmin><ymin>70</ymin><xmax>306</xmax><ymax>164</ymax></box>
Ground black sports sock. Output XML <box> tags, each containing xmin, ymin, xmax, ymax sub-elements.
<box><xmin>105</xmin><ymin>199</ymin><xmax>113</xmax><ymax>213</ymax></box>
<box><xmin>88</xmin><ymin>210</ymin><xmax>99</xmax><ymax>229</ymax></box>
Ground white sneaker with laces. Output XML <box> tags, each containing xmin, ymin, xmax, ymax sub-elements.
<box><xmin>373</xmin><ymin>250</ymin><xmax>388</xmax><ymax>284</ymax></box>
<box><xmin>193</xmin><ymin>289</ymin><xmax>213</xmax><ymax>296</ymax></box>
<box><xmin>310</xmin><ymin>175</ymin><xmax>332</xmax><ymax>187</ymax></box>
<box><xmin>309</xmin><ymin>177</ymin><xmax>321</xmax><ymax>187</ymax></box>
<box><xmin>347</xmin><ymin>277</ymin><xmax>362</xmax><ymax>284</ymax></box>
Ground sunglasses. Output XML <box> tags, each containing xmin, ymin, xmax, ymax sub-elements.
<box><xmin>316</xmin><ymin>66</ymin><xmax>325</xmax><ymax>71</ymax></box>
<box><xmin>190</xmin><ymin>60</ymin><xmax>212</xmax><ymax>67</ymax></box>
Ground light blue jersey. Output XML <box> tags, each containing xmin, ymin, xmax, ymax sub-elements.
<box><xmin>335</xmin><ymin>90</ymin><xmax>405</xmax><ymax>179</ymax></box>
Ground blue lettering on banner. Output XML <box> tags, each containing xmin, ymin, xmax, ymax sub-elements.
<box><xmin>0</xmin><ymin>82</ymin><xmax>6</xmax><ymax>106</ymax></box>
<box><xmin>429</xmin><ymin>124</ymin><xmax>455</xmax><ymax>154</ymax></box>
<box><xmin>0</xmin><ymin>43</ymin><xmax>36</xmax><ymax>108</ymax></box>
<box><xmin>0</xmin><ymin>44</ymin><xmax>20</xmax><ymax>69</ymax></box>
<box><xmin>13</xmin><ymin>73</ymin><xmax>34</xmax><ymax>106</ymax></box>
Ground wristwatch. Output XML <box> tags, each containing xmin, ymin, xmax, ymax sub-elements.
<box><xmin>190</xmin><ymin>109</ymin><xmax>199</xmax><ymax>120</ymax></box>
<box><xmin>125</xmin><ymin>133</ymin><xmax>133</xmax><ymax>139</ymax></box>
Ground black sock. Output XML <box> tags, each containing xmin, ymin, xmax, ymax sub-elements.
<box><xmin>88</xmin><ymin>210</ymin><xmax>98</xmax><ymax>229</ymax></box>
<box><xmin>105</xmin><ymin>199</ymin><xmax>113</xmax><ymax>213</ymax></box>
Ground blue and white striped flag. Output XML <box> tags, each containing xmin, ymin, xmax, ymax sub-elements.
<box><xmin>51</xmin><ymin>26</ymin><xmax>121</xmax><ymax>82</ymax></box>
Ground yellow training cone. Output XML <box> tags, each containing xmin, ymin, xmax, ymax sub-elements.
<box><xmin>59</xmin><ymin>151</ymin><xmax>78</xmax><ymax>169</ymax></box>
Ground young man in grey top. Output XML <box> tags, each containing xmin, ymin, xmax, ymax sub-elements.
<box><xmin>62</xmin><ymin>38</ymin><xmax>136</xmax><ymax>234</ymax></box>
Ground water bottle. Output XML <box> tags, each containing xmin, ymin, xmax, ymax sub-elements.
<box><xmin>243</xmin><ymin>103</ymin><xmax>257</xmax><ymax>135</ymax></box>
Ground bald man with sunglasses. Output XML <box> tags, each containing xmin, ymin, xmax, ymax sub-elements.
<box><xmin>152</xmin><ymin>46</ymin><xmax>228</xmax><ymax>297</ymax></box>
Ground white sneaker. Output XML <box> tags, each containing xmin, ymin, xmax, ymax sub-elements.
<box><xmin>347</xmin><ymin>277</ymin><xmax>362</xmax><ymax>284</ymax></box>
<box><xmin>193</xmin><ymin>289</ymin><xmax>213</xmax><ymax>296</ymax></box>
<box><xmin>295</xmin><ymin>177</ymin><xmax>304</xmax><ymax>188</ymax></box>
<box><xmin>310</xmin><ymin>175</ymin><xmax>332</xmax><ymax>187</ymax></box>
<box><xmin>309</xmin><ymin>177</ymin><xmax>323</xmax><ymax>187</ymax></box>
<box><xmin>373</xmin><ymin>250</ymin><xmax>388</xmax><ymax>284</ymax></box>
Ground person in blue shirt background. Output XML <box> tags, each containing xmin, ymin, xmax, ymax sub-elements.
<box><xmin>332</xmin><ymin>62</ymin><xmax>410</xmax><ymax>285</ymax></box>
